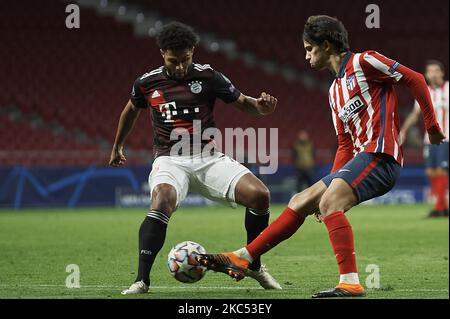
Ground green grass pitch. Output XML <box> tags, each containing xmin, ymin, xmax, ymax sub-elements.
<box><xmin>0</xmin><ymin>204</ymin><xmax>448</xmax><ymax>299</ymax></box>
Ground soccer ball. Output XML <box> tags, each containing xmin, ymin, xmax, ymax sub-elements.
<box><xmin>167</xmin><ymin>241</ymin><xmax>207</xmax><ymax>283</ymax></box>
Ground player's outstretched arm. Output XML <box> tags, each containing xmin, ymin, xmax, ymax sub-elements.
<box><xmin>362</xmin><ymin>52</ymin><xmax>445</xmax><ymax>144</ymax></box>
<box><xmin>109</xmin><ymin>100</ymin><xmax>141</xmax><ymax>167</ymax></box>
<box><xmin>397</xmin><ymin>67</ymin><xmax>446</xmax><ymax>144</ymax></box>
<box><xmin>231</xmin><ymin>92</ymin><xmax>277</xmax><ymax>116</ymax></box>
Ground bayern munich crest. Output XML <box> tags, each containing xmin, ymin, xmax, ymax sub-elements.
<box><xmin>188</xmin><ymin>81</ymin><xmax>203</xmax><ymax>94</ymax></box>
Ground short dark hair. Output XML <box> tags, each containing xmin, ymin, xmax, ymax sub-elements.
<box><xmin>156</xmin><ymin>21</ymin><xmax>199</xmax><ymax>51</ymax></box>
<box><xmin>425</xmin><ymin>59</ymin><xmax>445</xmax><ymax>72</ymax></box>
<box><xmin>303</xmin><ymin>15</ymin><xmax>350</xmax><ymax>53</ymax></box>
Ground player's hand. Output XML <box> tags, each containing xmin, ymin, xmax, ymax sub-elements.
<box><xmin>256</xmin><ymin>92</ymin><xmax>277</xmax><ymax>115</ymax></box>
<box><xmin>428</xmin><ymin>130</ymin><xmax>446</xmax><ymax>145</ymax></box>
<box><xmin>109</xmin><ymin>146</ymin><xmax>127</xmax><ymax>167</ymax></box>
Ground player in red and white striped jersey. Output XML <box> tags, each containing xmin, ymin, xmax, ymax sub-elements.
<box><xmin>196</xmin><ymin>15</ymin><xmax>446</xmax><ymax>298</ymax></box>
<box><xmin>401</xmin><ymin>60</ymin><xmax>449</xmax><ymax>217</ymax></box>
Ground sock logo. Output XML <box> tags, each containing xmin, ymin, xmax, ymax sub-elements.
<box><xmin>140</xmin><ymin>250</ymin><xmax>153</xmax><ymax>255</ymax></box>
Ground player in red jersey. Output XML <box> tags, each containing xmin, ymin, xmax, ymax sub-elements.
<box><xmin>401</xmin><ymin>60</ymin><xmax>449</xmax><ymax>217</ymax></box>
<box><xmin>109</xmin><ymin>22</ymin><xmax>280</xmax><ymax>294</ymax></box>
<box><xmin>196</xmin><ymin>15</ymin><xmax>446</xmax><ymax>298</ymax></box>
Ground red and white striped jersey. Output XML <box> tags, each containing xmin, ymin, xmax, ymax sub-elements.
<box><xmin>414</xmin><ymin>81</ymin><xmax>449</xmax><ymax>144</ymax></box>
<box><xmin>329</xmin><ymin>51</ymin><xmax>405</xmax><ymax>165</ymax></box>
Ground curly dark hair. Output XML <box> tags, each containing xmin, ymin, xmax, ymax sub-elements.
<box><xmin>303</xmin><ymin>15</ymin><xmax>350</xmax><ymax>53</ymax></box>
<box><xmin>156</xmin><ymin>21</ymin><xmax>199</xmax><ymax>51</ymax></box>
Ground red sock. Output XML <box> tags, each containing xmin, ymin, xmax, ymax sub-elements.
<box><xmin>436</xmin><ymin>175</ymin><xmax>448</xmax><ymax>211</ymax></box>
<box><xmin>323</xmin><ymin>211</ymin><xmax>357</xmax><ymax>274</ymax></box>
<box><xmin>246</xmin><ymin>207</ymin><xmax>305</xmax><ymax>259</ymax></box>
<box><xmin>444</xmin><ymin>175</ymin><xmax>449</xmax><ymax>209</ymax></box>
<box><xmin>430</xmin><ymin>175</ymin><xmax>439</xmax><ymax>209</ymax></box>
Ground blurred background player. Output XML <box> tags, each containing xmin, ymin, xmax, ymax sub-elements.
<box><xmin>401</xmin><ymin>60</ymin><xmax>449</xmax><ymax>217</ymax></box>
<box><xmin>197</xmin><ymin>15</ymin><xmax>446</xmax><ymax>298</ymax></box>
<box><xmin>292</xmin><ymin>130</ymin><xmax>315</xmax><ymax>192</ymax></box>
<box><xmin>109</xmin><ymin>22</ymin><xmax>281</xmax><ymax>294</ymax></box>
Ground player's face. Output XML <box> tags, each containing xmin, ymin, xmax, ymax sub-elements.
<box><xmin>425</xmin><ymin>64</ymin><xmax>445</xmax><ymax>86</ymax></box>
<box><xmin>161</xmin><ymin>48</ymin><xmax>194</xmax><ymax>80</ymax></box>
<box><xmin>303</xmin><ymin>40</ymin><xmax>328</xmax><ymax>70</ymax></box>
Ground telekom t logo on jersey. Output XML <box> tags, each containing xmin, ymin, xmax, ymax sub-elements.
<box><xmin>158</xmin><ymin>101</ymin><xmax>200</xmax><ymax>123</ymax></box>
<box><xmin>159</xmin><ymin>102</ymin><xmax>177</xmax><ymax>122</ymax></box>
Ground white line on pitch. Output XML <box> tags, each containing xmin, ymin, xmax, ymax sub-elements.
<box><xmin>0</xmin><ymin>284</ymin><xmax>447</xmax><ymax>293</ymax></box>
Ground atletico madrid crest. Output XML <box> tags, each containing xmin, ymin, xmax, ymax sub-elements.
<box><xmin>346</xmin><ymin>74</ymin><xmax>356</xmax><ymax>91</ymax></box>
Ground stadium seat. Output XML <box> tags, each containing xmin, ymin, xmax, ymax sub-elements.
<box><xmin>2</xmin><ymin>0</ymin><xmax>446</xmax><ymax>166</ymax></box>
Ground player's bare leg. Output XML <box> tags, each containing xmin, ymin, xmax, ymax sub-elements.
<box><xmin>312</xmin><ymin>178</ymin><xmax>365</xmax><ymax>298</ymax></box>
<box><xmin>197</xmin><ymin>180</ymin><xmax>326</xmax><ymax>282</ymax></box>
<box><xmin>122</xmin><ymin>183</ymin><xmax>177</xmax><ymax>295</ymax></box>
<box><xmin>287</xmin><ymin>179</ymin><xmax>327</xmax><ymax>216</ymax></box>
<box><xmin>232</xmin><ymin>173</ymin><xmax>282</xmax><ymax>289</ymax></box>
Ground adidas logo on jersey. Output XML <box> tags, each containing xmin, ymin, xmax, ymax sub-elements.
<box><xmin>150</xmin><ymin>90</ymin><xmax>165</xmax><ymax>107</ymax></box>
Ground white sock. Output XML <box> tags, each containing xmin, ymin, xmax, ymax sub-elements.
<box><xmin>233</xmin><ymin>248</ymin><xmax>254</xmax><ymax>263</ymax></box>
<box><xmin>339</xmin><ymin>273</ymin><xmax>360</xmax><ymax>285</ymax></box>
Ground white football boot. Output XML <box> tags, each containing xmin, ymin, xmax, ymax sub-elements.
<box><xmin>121</xmin><ymin>280</ymin><xmax>149</xmax><ymax>295</ymax></box>
<box><xmin>246</xmin><ymin>264</ymin><xmax>282</xmax><ymax>290</ymax></box>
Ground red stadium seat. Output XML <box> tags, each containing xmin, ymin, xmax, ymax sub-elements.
<box><xmin>2</xmin><ymin>0</ymin><xmax>446</xmax><ymax>166</ymax></box>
